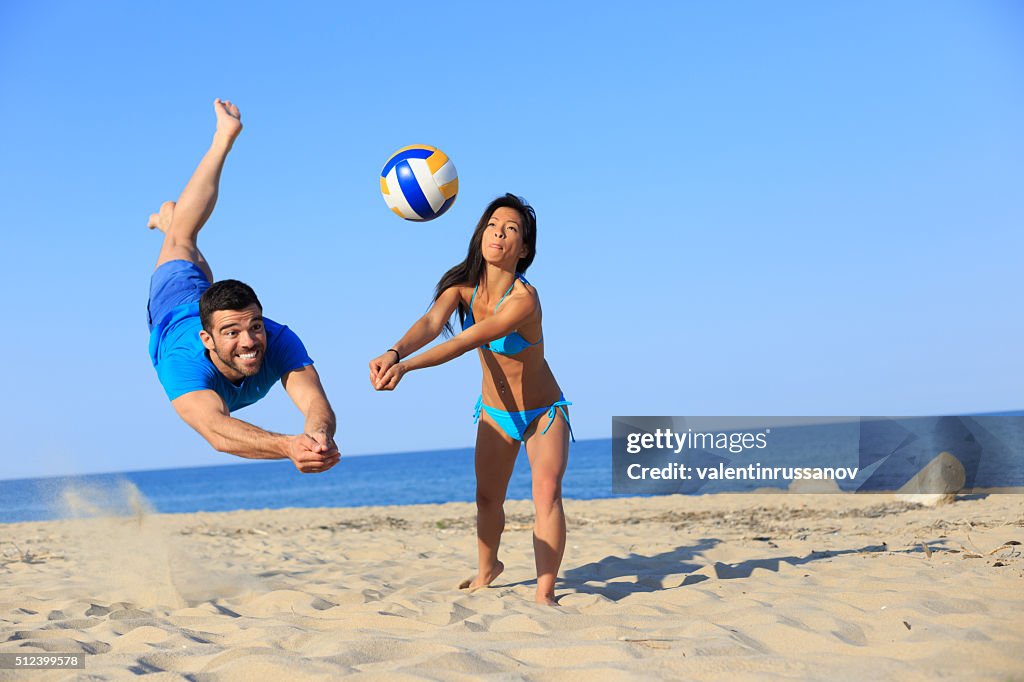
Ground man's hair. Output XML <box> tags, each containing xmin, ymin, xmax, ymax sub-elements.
<box><xmin>199</xmin><ymin>279</ymin><xmax>262</xmax><ymax>332</ymax></box>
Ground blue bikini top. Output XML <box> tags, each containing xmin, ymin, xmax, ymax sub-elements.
<box><xmin>461</xmin><ymin>274</ymin><xmax>542</xmax><ymax>355</ymax></box>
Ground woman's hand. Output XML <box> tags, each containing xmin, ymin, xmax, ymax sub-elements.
<box><xmin>375</xmin><ymin>362</ymin><xmax>408</xmax><ymax>391</ymax></box>
<box><xmin>369</xmin><ymin>351</ymin><xmax>398</xmax><ymax>386</ymax></box>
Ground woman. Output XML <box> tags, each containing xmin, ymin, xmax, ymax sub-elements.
<box><xmin>369</xmin><ymin>194</ymin><xmax>573</xmax><ymax>606</ymax></box>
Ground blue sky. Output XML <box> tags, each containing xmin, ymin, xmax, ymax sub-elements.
<box><xmin>0</xmin><ymin>1</ymin><xmax>1021</xmax><ymax>480</ymax></box>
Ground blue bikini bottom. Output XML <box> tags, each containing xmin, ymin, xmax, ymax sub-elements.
<box><xmin>473</xmin><ymin>394</ymin><xmax>575</xmax><ymax>442</ymax></box>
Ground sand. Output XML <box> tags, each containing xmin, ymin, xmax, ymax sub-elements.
<box><xmin>1</xmin><ymin>489</ymin><xmax>1022</xmax><ymax>681</ymax></box>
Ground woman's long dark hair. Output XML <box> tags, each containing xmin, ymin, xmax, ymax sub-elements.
<box><xmin>434</xmin><ymin>193</ymin><xmax>537</xmax><ymax>337</ymax></box>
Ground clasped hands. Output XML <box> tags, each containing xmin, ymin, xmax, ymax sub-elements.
<box><xmin>368</xmin><ymin>351</ymin><xmax>407</xmax><ymax>391</ymax></box>
<box><xmin>286</xmin><ymin>430</ymin><xmax>339</xmax><ymax>474</ymax></box>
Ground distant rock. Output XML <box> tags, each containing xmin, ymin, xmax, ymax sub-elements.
<box><xmin>895</xmin><ymin>451</ymin><xmax>965</xmax><ymax>506</ymax></box>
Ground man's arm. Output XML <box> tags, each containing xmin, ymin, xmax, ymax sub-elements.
<box><xmin>281</xmin><ymin>365</ymin><xmax>338</xmax><ymax>456</ymax></box>
<box><xmin>171</xmin><ymin>389</ymin><xmax>337</xmax><ymax>473</ymax></box>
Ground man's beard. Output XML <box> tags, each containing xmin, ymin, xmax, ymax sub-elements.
<box><xmin>213</xmin><ymin>346</ymin><xmax>263</xmax><ymax>377</ymax></box>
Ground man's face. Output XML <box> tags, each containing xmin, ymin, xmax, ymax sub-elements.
<box><xmin>199</xmin><ymin>304</ymin><xmax>267</xmax><ymax>382</ymax></box>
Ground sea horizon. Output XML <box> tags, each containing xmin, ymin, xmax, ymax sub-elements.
<box><xmin>0</xmin><ymin>438</ymin><xmax>617</xmax><ymax>524</ymax></box>
<box><xmin>6</xmin><ymin>411</ymin><xmax>1021</xmax><ymax>524</ymax></box>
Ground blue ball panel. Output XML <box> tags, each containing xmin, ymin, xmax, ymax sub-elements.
<box><xmin>381</xmin><ymin>147</ymin><xmax>434</xmax><ymax>178</ymax></box>
<box><xmin>435</xmin><ymin>194</ymin><xmax>456</xmax><ymax>218</ymax></box>
<box><xmin>395</xmin><ymin>160</ymin><xmax>434</xmax><ymax>220</ymax></box>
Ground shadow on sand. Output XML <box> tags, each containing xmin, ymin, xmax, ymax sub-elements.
<box><xmin>500</xmin><ymin>538</ymin><xmax>949</xmax><ymax>602</ymax></box>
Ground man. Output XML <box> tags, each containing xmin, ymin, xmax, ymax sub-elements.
<box><xmin>147</xmin><ymin>99</ymin><xmax>338</xmax><ymax>474</ymax></box>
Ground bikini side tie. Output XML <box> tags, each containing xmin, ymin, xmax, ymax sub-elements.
<box><xmin>543</xmin><ymin>400</ymin><xmax>575</xmax><ymax>442</ymax></box>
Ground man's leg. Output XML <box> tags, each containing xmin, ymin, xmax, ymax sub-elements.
<box><xmin>150</xmin><ymin>98</ymin><xmax>243</xmax><ymax>281</ymax></box>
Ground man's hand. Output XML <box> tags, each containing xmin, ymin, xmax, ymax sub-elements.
<box><xmin>308</xmin><ymin>430</ymin><xmax>339</xmax><ymax>457</ymax></box>
<box><xmin>285</xmin><ymin>434</ymin><xmax>340</xmax><ymax>473</ymax></box>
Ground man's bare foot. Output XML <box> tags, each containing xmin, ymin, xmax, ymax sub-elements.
<box><xmin>457</xmin><ymin>561</ymin><xmax>504</xmax><ymax>591</ymax></box>
<box><xmin>147</xmin><ymin>200</ymin><xmax>176</xmax><ymax>233</ymax></box>
<box><xmin>213</xmin><ymin>98</ymin><xmax>242</xmax><ymax>145</ymax></box>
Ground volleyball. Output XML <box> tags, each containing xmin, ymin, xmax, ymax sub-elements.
<box><xmin>380</xmin><ymin>145</ymin><xmax>458</xmax><ymax>221</ymax></box>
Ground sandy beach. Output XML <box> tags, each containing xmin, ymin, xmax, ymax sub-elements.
<box><xmin>1</xmin><ymin>491</ymin><xmax>1022</xmax><ymax>680</ymax></box>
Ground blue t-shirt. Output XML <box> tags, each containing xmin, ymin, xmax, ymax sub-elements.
<box><xmin>148</xmin><ymin>302</ymin><xmax>313</xmax><ymax>411</ymax></box>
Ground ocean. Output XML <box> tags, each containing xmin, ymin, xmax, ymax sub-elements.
<box><xmin>5</xmin><ymin>413</ymin><xmax>1020</xmax><ymax>524</ymax></box>
<box><xmin>0</xmin><ymin>438</ymin><xmax>617</xmax><ymax>524</ymax></box>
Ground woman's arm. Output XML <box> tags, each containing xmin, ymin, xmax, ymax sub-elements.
<box><xmin>369</xmin><ymin>286</ymin><xmax>463</xmax><ymax>384</ymax></box>
<box><xmin>374</xmin><ymin>289</ymin><xmax>538</xmax><ymax>390</ymax></box>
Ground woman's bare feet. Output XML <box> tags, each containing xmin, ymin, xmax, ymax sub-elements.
<box><xmin>147</xmin><ymin>200</ymin><xmax>176</xmax><ymax>233</ymax></box>
<box><xmin>213</xmin><ymin>98</ymin><xmax>242</xmax><ymax>146</ymax></box>
<box><xmin>458</xmin><ymin>561</ymin><xmax>504</xmax><ymax>592</ymax></box>
<box><xmin>535</xmin><ymin>591</ymin><xmax>558</xmax><ymax>606</ymax></box>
